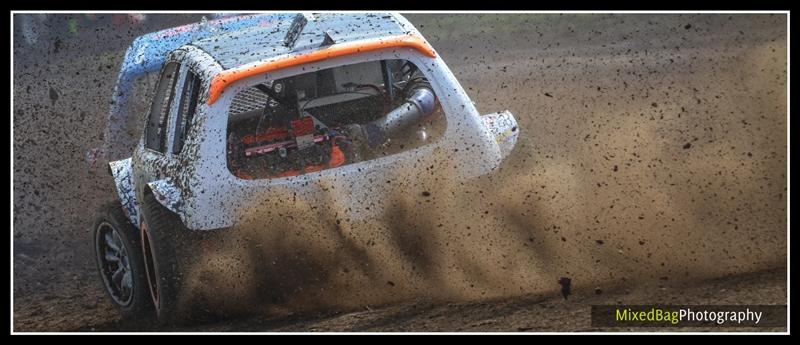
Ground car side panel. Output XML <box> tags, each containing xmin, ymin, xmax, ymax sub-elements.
<box><xmin>147</xmin><ymin>178</ymin><xmax>185</xmax><ymax>218</ymax></box>
<box><xmin>108</xmin><ymin>158</ymin><xmax>140</xmax><ymax>228</ymax></box>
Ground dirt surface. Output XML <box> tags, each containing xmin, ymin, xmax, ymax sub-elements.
<box><xmin>74</xmin><ymin>267</ymin><xmax>787</xmax><ymax>332</ymax></box>
<box><xmin>12</xmin><ymin>13</ymin><xmax>787</xmax><ymax>332</ymax></box>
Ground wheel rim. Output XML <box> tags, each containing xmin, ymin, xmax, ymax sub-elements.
<box><xmin>96</xmin><ymin>222</ymin><xmax>134</xmax><ymax>307</ymax></box>
<box><xmin>141</xmin><ymin>222</ymin><xmax>160</xmax><ymax>309</ymax></box>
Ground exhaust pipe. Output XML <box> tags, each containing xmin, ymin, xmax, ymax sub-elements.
<box><xmin>362</xmin><ymin>82</ymin><xmax>435</xmax><ymax>147</ymax></box>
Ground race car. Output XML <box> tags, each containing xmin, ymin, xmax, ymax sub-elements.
<box><xmin>91</xmin><ymin>13</ymin><xmax>519</xmax><ymax>324</ymax></box>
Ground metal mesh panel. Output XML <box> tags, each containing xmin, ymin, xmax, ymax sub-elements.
<box><xmin>230</xmin><ymin>86</ymin><xmax>268</xmax><ymax>116</ymax></box>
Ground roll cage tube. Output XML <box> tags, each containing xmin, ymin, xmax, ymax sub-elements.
<box><xmin>207</xmin><ymin>34</ymin><xmax>436</xmax><ymax>105</ymax></box>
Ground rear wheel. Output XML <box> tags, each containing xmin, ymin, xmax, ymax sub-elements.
<box><xmin>140</xmin><ymin>191</ymin><xmax>195</xmax><ymax>325</ymax></box>
<box><xmin>94</xmin><ymin>201</ymin><xmax>152</xmax><ymax>319</ymax></box>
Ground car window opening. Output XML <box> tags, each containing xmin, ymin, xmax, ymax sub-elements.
<box><xmin>226</xmin><ymin>59</ymin><xmax>446</xmax><ymax>180</ymax></box>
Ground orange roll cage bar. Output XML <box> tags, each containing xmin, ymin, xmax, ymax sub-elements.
<box><xmin>207</xmin><ymin>34</ymin><xmax>436</xmax><ymax>105</ymax></box>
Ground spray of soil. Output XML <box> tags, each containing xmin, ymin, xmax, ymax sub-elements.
<box><xmin>179</xmin><ymin>15</ymin><xmax>787</xmax><ymax>315</ymax></box>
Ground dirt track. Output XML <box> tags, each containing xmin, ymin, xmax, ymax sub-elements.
<box><xmin>12</xmin><ymin>13</ymin><xmax>787</xmax><ymax>332</ymax></box>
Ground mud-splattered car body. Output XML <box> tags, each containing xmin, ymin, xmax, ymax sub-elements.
<box><xmin>104</xmin><ymin>13</ymin><xmax>519</xmax><ymax>232</ymax></box>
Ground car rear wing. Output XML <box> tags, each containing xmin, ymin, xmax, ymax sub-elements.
<box><xmin>89</xmin><ymin>13</ymin><xmax>292</xmax><ymax>168</ymax></box>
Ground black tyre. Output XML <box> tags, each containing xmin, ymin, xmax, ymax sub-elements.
<box><xmin>94</xmin><ymin>201</ymin><xmax>153</xmax><ymax>319</ymax></box>
<box><xmin>140</xmin><ymin>191</ymin><xmax>195</xmax><ymax>325</ymax></box>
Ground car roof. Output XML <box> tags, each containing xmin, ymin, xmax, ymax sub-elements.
<box><xmin>189</xmin><ymin>13</ymin><xmax>413</xmax><ymax>70</ymax></box>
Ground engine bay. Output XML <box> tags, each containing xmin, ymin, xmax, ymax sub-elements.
<box><xmin>226</xmin><ymin>59</ymin><xmax>446</xmax><ymax>180</ymax></box>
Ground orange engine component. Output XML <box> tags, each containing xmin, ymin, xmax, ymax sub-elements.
<box><xmin>241</xmin><ymin>127</ymin><xmax>290</xmax><ymax>146</ymax></box>
<box><xmin>233</xmin><ymin>123</ymin><xmax>348</xmax><ymax>179</ymax></box>
<box><xmin>269</xmin><ymin>144</ymin><xmax>347</xmax><ymax>178</ymax></box>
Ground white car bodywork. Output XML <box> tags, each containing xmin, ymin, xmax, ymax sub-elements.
<box><xmin>108</xmin><ymin>13</ymin><xmax>519</xmax><ymax>231</ymax></box>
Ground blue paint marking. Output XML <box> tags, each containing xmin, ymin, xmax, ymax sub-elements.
<box><xmin>108</xmin><ymin>14</ymin><xmax>293</xmax><ymax>147</ymax></box>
